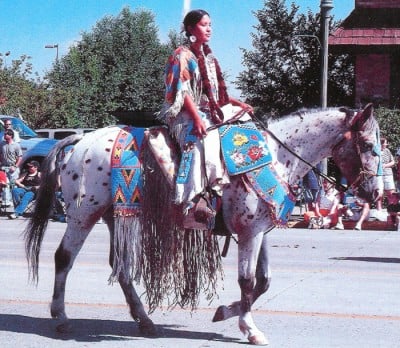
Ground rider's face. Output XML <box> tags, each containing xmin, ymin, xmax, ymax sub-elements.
<box><xmin>190</xmin><ymin>15</ymin><xmax>212</xmax><ymax>45</ymax></box>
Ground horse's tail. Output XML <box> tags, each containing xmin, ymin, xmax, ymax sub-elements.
<box><xmin>24</xmin><ymin>134</ymin><xmax>83</xmax><ymax>283</ymax></box>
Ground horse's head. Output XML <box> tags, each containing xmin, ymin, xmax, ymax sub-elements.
<box><xmin>332</xmin><ymin>103</ymin><xmax>382</xmax><ymax>203</ymax></box>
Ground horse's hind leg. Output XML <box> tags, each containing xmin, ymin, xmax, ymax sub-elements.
<box><xmin>50</xmin><ymin>222</ymin><xmax>94</xmax><ymax>332</ymax></box>
<box><xmin>103</xmin><ymin>209</ymin><xmax>156</xmax><ymax>337</ymax></box>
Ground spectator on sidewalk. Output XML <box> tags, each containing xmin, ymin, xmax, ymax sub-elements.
<box><xmin>302</xmin><ymin>164</ymin><xmax>322</xmax><ymax>211</ymax></box>
<box><xmin>304</xmin><ymin>177</ymin><xmax>347</xmax><ymax>229</ymax></box>
<box><xmin>376</xmin><ymin>137</ymin><xmax>395</xmax><ymax>214</ymax></box>
<box><xmin>396</xmin><ymin>147</ymin><xmax>400</xmax><ymax>192</ymax></box>
<box><xmin>9</xmin><ymin>160</ymin><xmax>41</xmax><ymax>219</ymax></box>
<box><xmin>0</xmin><ymin>129</ymin><xmax>22</xmax><ymax>207</ymax></box>
<box><xmin>337</xmin><ymin>188</ymin><xmax>370</xmax><ymax>231</ymax></box>
<box><xmin>1</xmin><ymin>118</ymin><xmax>21</xmax><ymax>142</ymax></box>
<box><xmin>387</xmin><ymin>192</ymin><xmax>400</xmax><ymax>231</ymax></box>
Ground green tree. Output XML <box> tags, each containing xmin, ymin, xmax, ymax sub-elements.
<box><xmin>375</xmin><ymin>107</ymin><xmax>400</xmax><ymax>153</ymax></box>
<box><xmin>46</xmin><ymin>7</ymin><xmax>170</xmax><ymax>128</ymax></box>
<box><xmin>236</xmin><ymin>0</ymin><xmax>354</xmax><ymax>118</ymax></box>
<box><xmin>0</xmin><ymin>54</ymin><xmax>50</xmax><ymax>127</ymax></box>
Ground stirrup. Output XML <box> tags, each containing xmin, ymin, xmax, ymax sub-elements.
<box><xmin>180</xmin><ymin>194</ymin><xmax>216</xmax><ymax>230</ymax></box>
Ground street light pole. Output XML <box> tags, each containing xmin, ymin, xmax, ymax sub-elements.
<box><xmin>45</xmin><ymin>44</ymin><xmax>59</xmax><ymax>62</ymax></box>
<box><xmin>320</xmin><ymin>0</ymin><xmax>333</xmax><ymax>109</ymax></box>
<box><xmin>320</xmin><ymin>1</ymin><xmax>333</xmax><ymax>175</ymax></box>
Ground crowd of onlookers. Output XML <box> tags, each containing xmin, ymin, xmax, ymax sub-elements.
<box><xmin>301</xmin><ymin>136</ymin><xmax>400</xmax><ymax>231</ymax></box>
<box><xmin>0</xmin><ymin>118</ymin><xmax>65</xmax><ymax>221</ymax></box>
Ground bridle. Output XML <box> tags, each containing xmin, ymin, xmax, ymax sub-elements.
<box><xmin>257</xmin><ymin>114</ymin><xmax>379</xmax><ymax>195</ymax></box>
<box><xmin>207</xmin><ymin>107</ymin><xmax>378</xmax><ymax>195</ymax></box>
<box><xmin>331</xmin><ymin>118</ymin><xmax>380</xmax><ymax>194</ymax></box>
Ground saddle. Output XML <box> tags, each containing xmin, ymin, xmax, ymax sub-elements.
<box><xmin>144</xmin><ymin>123</ymin><xmax>295</xmax><ymax>229</ymax></box>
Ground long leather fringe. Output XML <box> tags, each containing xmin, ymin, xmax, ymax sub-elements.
<box><xmin>109</xmin><ymin>215</ymin><xmax>142</xmax><ymax>284</ymax></box>
<box><xmin>141</xmin><ymin>141</ymin><xmax>223</xmax><ymax>313</ymax></box>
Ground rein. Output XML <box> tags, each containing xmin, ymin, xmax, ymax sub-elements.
<box><xmin>207</xmin><ymin>108</ymin><xmax>345</xmax><ymax>190</ymax></box>
<box><xmin>206</xmin><ymin>107</ymin><xmax>252</xmax><ymax>132</ymax></box>
<box><xmin>253</xmin><ymin>117</ymin><xmax>346</xmax><ymax>190</ymax></box>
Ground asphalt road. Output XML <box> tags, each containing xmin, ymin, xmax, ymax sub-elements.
<box><xmin>0</xmin><ymin>216</ymin><xmax>399</xmax><ymax>347</ymax></box>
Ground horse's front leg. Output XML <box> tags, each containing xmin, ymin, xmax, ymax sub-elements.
<box><xmin>237</xmin><ymin>231</ymin><xmax>269</xmax><ymax>345</ymax></box>
<box><xmin>213</xmin><ymin>232</ymin><xmax>270</xmax><ymax>345</ymax></box>
<box><xmin>50</xmin><ymin>223</ymin><xmax>92</xmax><ymax>333</ymax></box>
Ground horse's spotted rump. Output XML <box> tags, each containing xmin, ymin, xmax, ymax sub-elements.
<box><xmin>85</xmin><ymin>159</ymin><xmax>91</xmax><ymax>164</ymax></box>
<box><xmin>72</xmin><ymin>173</ymin><xmax>79</xmax><ymax>181</ymax></box>
<box><xmin>97</xmin><ymin>167</ymin><xmax>103</xmax><ymax>171</ymax></box>
<box><xmin>105</xmin><ymin>148</ymin><xmax>111</xmax><ymax>152</ymax></box>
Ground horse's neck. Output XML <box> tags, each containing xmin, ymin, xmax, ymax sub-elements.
<box><xmin>267</xmin><ymin>109</ymin><xmax>346</xmax><ymax>185</ymax></box>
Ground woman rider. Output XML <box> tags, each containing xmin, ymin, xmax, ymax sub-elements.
<box><xmin>158</xmin><ymin>9</ymin><xmax>253</xmax><ymax>219</ymax></box>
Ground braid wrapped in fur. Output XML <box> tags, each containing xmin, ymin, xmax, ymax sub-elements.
<box><xmin>190</xmin><ymin>43</ymin><xmax>229</xmax><ymax>124</ymax></box>
<box><xmin>183</xmin><ymin>9</ymin><xmax>230</xmax><ymax>124</ymax></box>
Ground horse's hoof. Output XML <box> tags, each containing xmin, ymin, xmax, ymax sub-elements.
<box><xmin>138</xmin><ymin>319</ymin><xmax>157</xmax><ymax>337</ymax></box>
<box><xmin>239</xmin><ymin>321</ymin><xmax>269</xmax><ymax>345</ymax></box>
<box><xmin>56</xmin><ymin>321</ymin><xmax>72</xmax><ymax>334</ymax></box>
<box><xmin>248</xmin><ymin>333</ymin><xmax>269</xmax><ymax>346</ymax></box>
<box><xmin>212</xmin><ymin>305</ymin><xmax>229</xmax><ymax>322</ymax></box>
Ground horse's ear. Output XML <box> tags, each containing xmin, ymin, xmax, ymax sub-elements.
<box><xmin>362</xmin><ymin>103</ymin><xmax>374</xmax><ymax>119</ymax></box>
<box><xmin>352</xmin><ymin>103</ymin><xmax>374</xmax><ymax>128</ymax></box>
<box><xmin>339</xmin><ymin>107</ymin><xmax>355</xmax><ymax>127</ymax></box>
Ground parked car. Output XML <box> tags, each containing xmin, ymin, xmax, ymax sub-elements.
<box><xmin>0</xmin><ymin>115</ymin><xmax>58</xmax><ymax>169</ymax></box>
<box><xmin>35</xmin><ymin>128</ymin><xmax>95</xmax><ymax>140</ymax></box>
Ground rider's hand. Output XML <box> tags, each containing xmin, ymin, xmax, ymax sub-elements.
<box><xmin>191</xmin><ymin>118</ymin><xmax>208</xmax><ymax>138</ymax></box>
<box><xmin>241</xmin><ymin>102</ymin><xmax>254</xmax><ymax>115</ymax></box>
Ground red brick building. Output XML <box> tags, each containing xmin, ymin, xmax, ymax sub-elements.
<box><xmin>329</xmin><ymin>0</ymin><xmax>400</xmax><ymax>107</ymax></box>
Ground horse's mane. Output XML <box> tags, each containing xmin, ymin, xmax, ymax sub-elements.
<box><xmin>266</xmin><ymin>107</ymin><xmax>341</xmax><ymax>126</ymax></box>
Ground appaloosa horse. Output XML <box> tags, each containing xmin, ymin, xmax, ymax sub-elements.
<box><xmin>25</xmin><ymin>104</ymin><xmax>381</xmax><ymax>345</ymax></box>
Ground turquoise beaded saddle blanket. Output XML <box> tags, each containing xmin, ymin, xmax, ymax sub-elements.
<box><xmin>218</xmin><ymin>122</ymin><xmax>295</xmax><ymax>225</ymax></box>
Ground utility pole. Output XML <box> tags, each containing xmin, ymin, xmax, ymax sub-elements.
<box><xmin>320</xmin><ymin>0</ymin><xmax>333</xmax><ymax>175</ymax></box>
<box><xmin>320</xmin><ymin>0</ymin><xmax>333</xmax><ymax>109</ymax></box>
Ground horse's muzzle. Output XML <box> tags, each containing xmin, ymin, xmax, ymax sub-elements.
<box><xmin>357</xmin><ymin>176</ymin><xmax>382</xmax><ymax>204</ymax></box>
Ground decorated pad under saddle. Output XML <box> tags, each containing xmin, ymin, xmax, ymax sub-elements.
<box><xmin>219</xmin><ymin>122</ymin><xmax>272</xmax><ymax>175</ymax></box>
<box><xmin>111</xmin><ymin>126</ymin><xmax>145</xmax><ymax>216</ymax></box>
<box><xmin>219</xmin><ymin>122</ymin><xmax>295</xmax><ymax>225</ymax></box>
<box><xmin>245</xmin><ymin>164</ymin><xmax>296</xmax><ymax>226</ymax></box>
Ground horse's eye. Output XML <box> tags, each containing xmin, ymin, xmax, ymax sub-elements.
<box><xmin>362</xmin><ymin>142</ymin><xmax>374</xmax><ymax>152</ymax></box>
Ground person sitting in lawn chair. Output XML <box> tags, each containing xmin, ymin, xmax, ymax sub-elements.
<box><xmin>387</xmin><ymin>192</ymin><xmax>400</xmax><ymax>231</ymax></box>
<box><xmin>9</xmin><ymin>160</ymin><xmax>41</xmax><ymax>219</ymax></box>
<box><xmin>304</xmin><ymin>177</ymin><xmax>351</xmax><ymax>229</ymax></box>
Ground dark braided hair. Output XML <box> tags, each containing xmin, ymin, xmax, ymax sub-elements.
<box><xmin>183</xmin><ymin>9</ymin><xmax>230</xmax><ymax>124</ymax></box>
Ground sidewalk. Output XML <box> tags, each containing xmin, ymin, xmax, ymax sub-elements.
<box><xmin>289</xmin><ymin>205</ymin><xmax>393</xmax><ymax>230</ymax></box>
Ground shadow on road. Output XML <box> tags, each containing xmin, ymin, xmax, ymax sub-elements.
<box><xmin>0</xmin><ymin>313</ymin><xmax>239</xmax><ymax>343</ymax></box>
<box><xmin>330</xmin><ymin>256</ymin><xmax>400</xmax><ymax>263</ymax></box>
